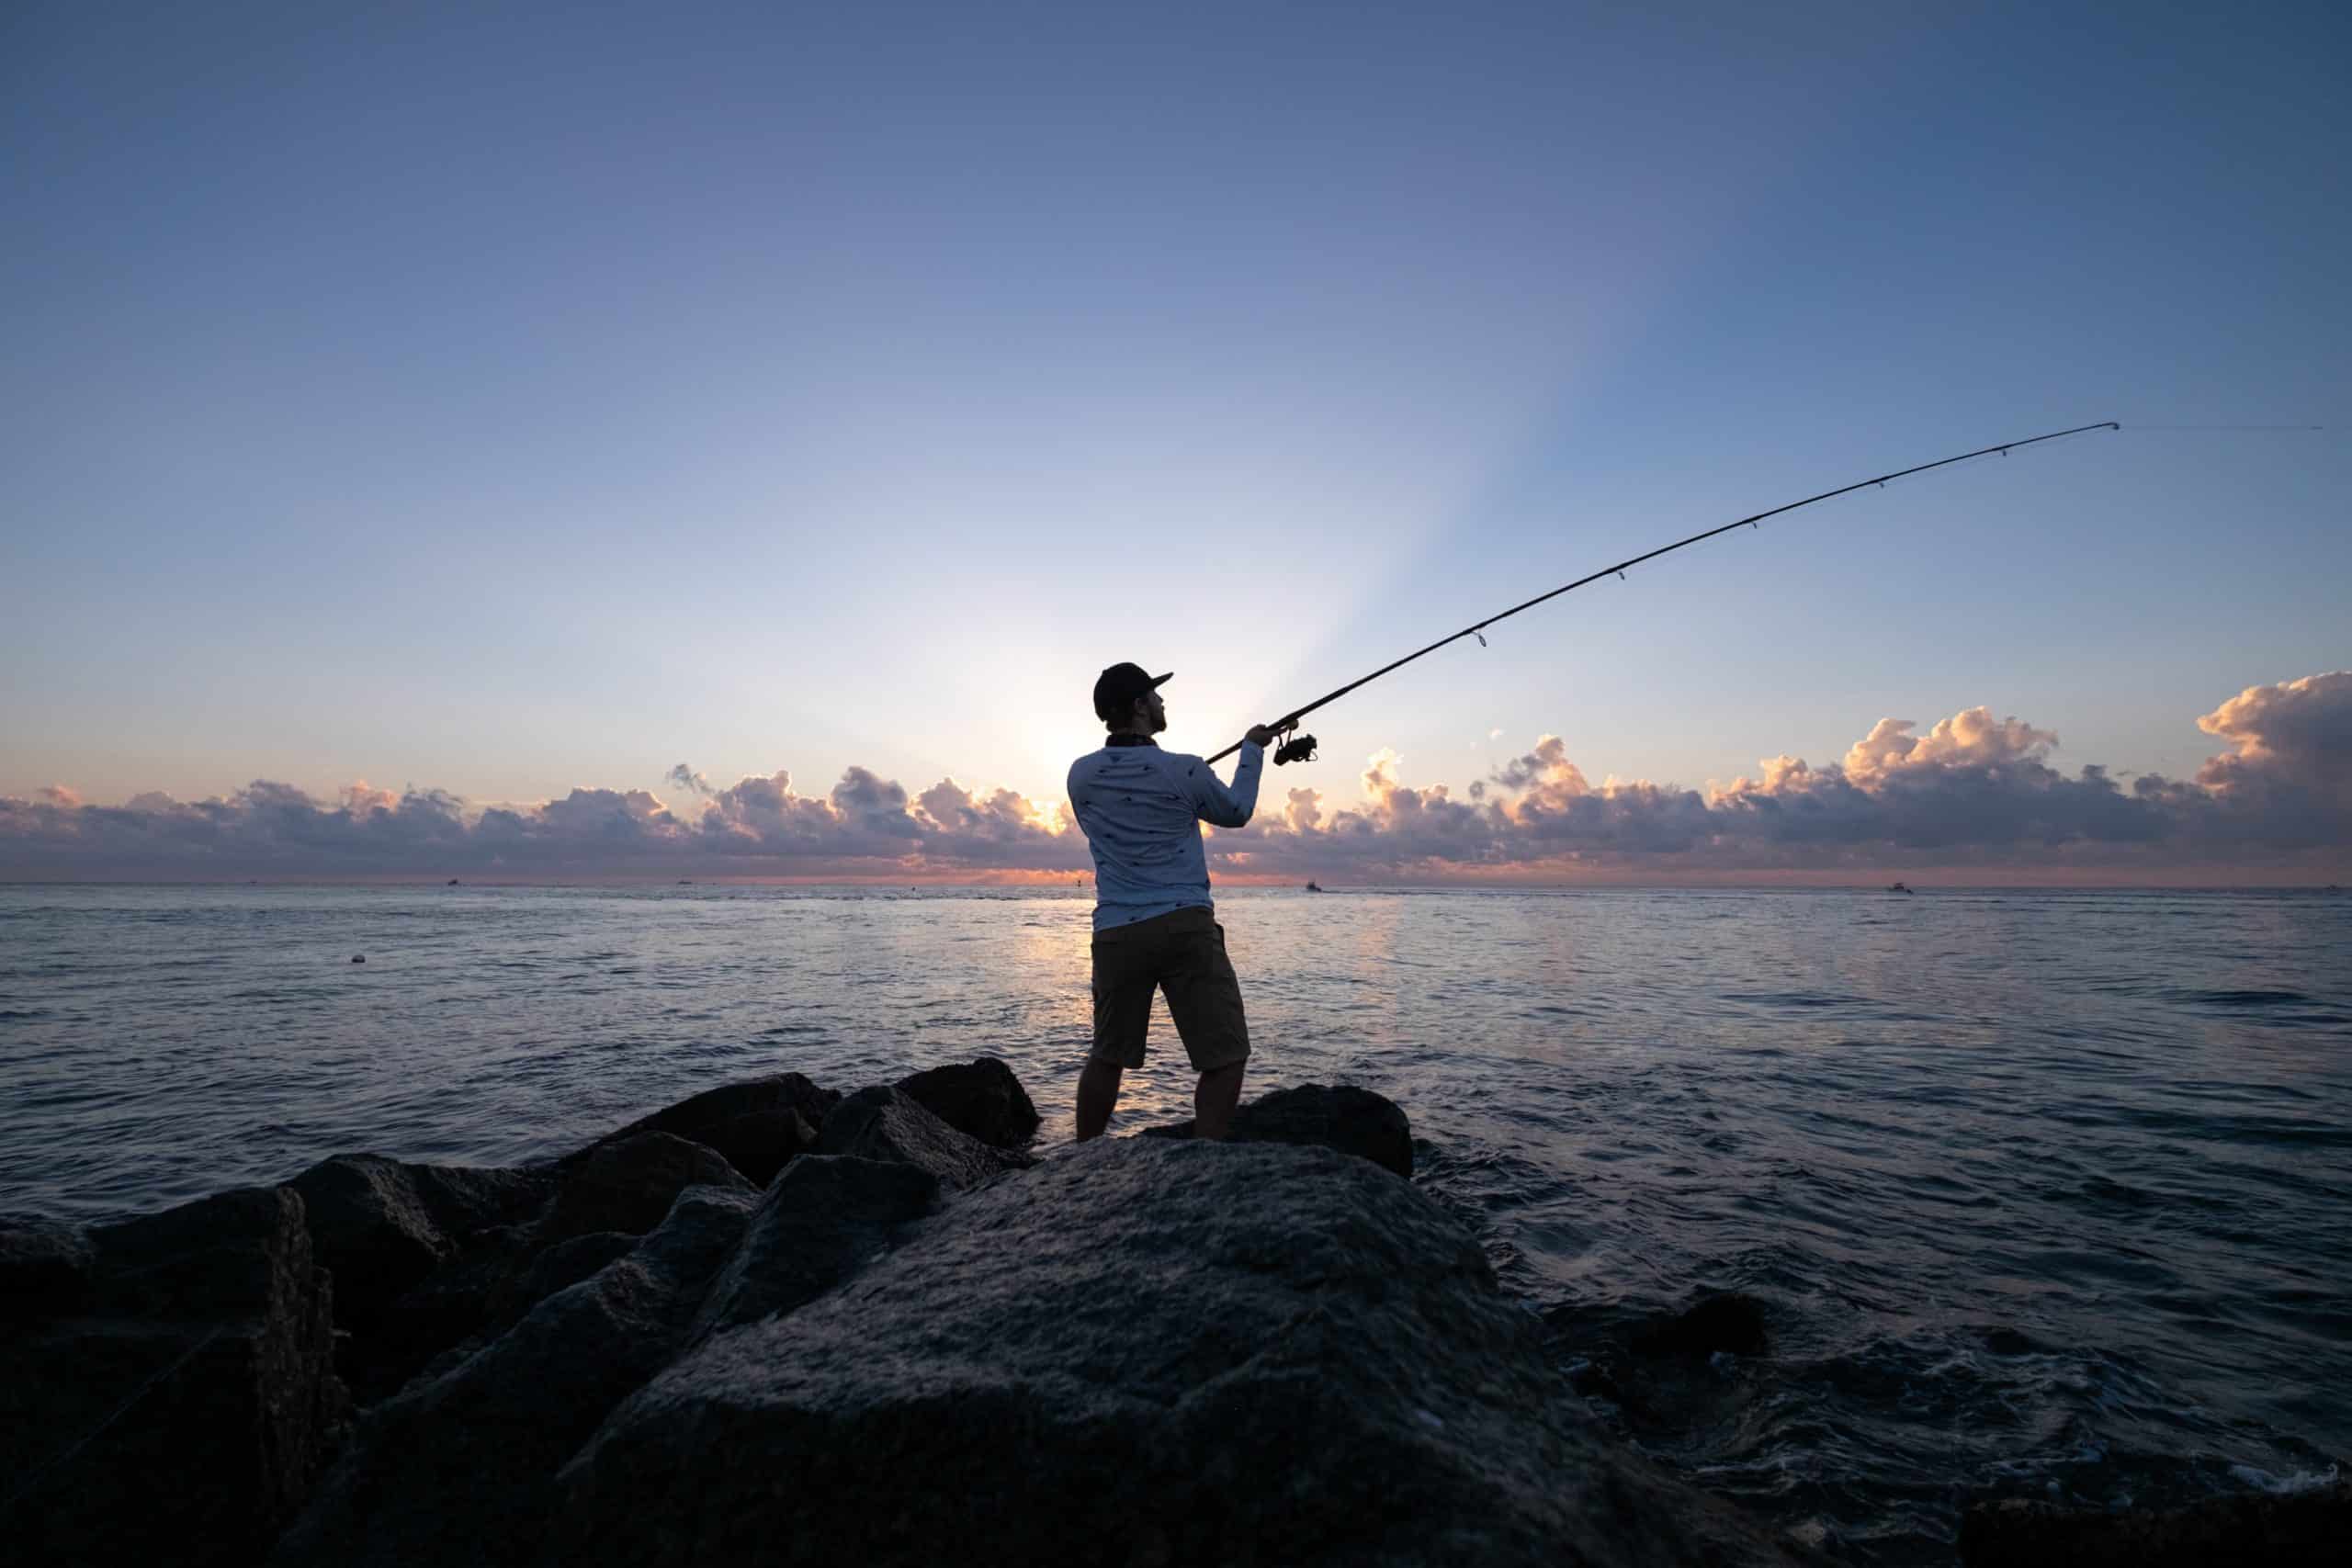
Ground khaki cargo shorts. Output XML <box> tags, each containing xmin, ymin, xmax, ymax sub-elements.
<box><xmin>1089</xmin><ymin>906</ymin><xmax>1250</xmax><ymax>1072</ymax></box>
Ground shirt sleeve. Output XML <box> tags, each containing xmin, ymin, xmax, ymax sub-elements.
<box><xmin>1183</xmin><ymin>742</ymin><xmax>1262</xmax><ymax>828</ymax></box>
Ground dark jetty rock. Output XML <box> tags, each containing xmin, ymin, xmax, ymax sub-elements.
<box><xmin>1960</xmin><ymin>1479</ymin><xmax>2352</xmax><ymax>1565</ymax></box>
<box><xmin>0</xmin><ymin>1211</ymin><xmax>97</xmax><ymax>1319</ymax></box>
<box><xmin>289</xmin><ymin>1152</ymin><xmax>555</xmax><ymax>1313</ymax></box>
<box><xmin>334</xmin><ymin>1077</ymin><xmax>815</xmax><ymax>1404</ymax></box>
<box><xmin>565</xmin><ymin>1069</ymin><xmax>839</xmax><ymax>1188</ymax></box>
<box><xmin>552</xmin><ymin>1137</ymin><xmax>1793</xmax><ymax>1567</ymax></box>
<box><xmin>691</xmin><ymin>1155</ymin><xmax>941</xmax><ymax>1339</ymax></box>
<box><xmin>893</xmin><ymin>1055</ymin><xmax>1042</xmax><ymax>1149</ymax></box>
<box><xmin>539</xmin><ymin>1130</ymin><xmax>752</xmax><ymax>1243</ymax></box>
<box><xmin>271</xmin><ymin>1184</ymin><xmax>761</xmax><ymax>1568</ymax></box>
<box><xmin>1144</xmin><ymin>1080</ymin><xmax>1415</xmax><ymax>1179</ymax></box>
<box><xmin>287</xmin><ymin>1153</ymin><xmax>558</xmax><ymax>1398</ymax></box>
<box><xmin>14</xmin><ymin>1069</ymin><xmax>1806</xmax><ymax>1566</ymax></box>
<box><xmin>1555</xmin><ymin>1293</ymin><xmax>1773</xmax><ymax>1438</ymax></box>
<box><xmin>816</xmin><ymin>1084</ymin><xmax>1035</xmax><ymax>1189</ymax></box>
<box><xmin>1632</xmin><ymin>1292</ymin><xmax>1771</xmax><ymax>1359</ymax></box>
<box><xmin>0</xmin><ymin>1188</ymin><xmax>345</xmax><ymax>1567</ymax></box>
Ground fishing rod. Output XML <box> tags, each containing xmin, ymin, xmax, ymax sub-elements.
<box><xmin>1207</xmin><ymin>421</ymin><xmax>2121</xmax><ymax>766</ymax></box>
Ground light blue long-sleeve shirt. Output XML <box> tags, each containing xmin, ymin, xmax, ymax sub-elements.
<box><xmin>1068</xmin><ymin>737</ymin><xmax>1263</xmax><ymax>931</ymax></box>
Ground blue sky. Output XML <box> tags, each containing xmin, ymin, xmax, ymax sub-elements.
<box><xmin>3</xmin><ymin>1</ymin><xmax>2346</xmax><ymax>878</ymax></box>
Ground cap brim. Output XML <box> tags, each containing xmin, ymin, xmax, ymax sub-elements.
<box><xmin>1150</xmin><ymin>671</ymin><xmax>1173</xmax><ymax>687</ymax></box>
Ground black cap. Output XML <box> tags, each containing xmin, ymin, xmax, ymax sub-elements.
<box><xmin>1093</xmin><ymin>662</ymin><xmax>1171</xmax><ymax>724</ymax></box>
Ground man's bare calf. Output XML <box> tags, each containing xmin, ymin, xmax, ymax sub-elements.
<box><xmin>1193</xmin><ymin>1060</ymin><xmax>1245</xmax><ymax>1141</ymax></box>
<box><xmin>1075</xmin><ymin>1058</ymin><xmax>1124</xmax><ymax>1141</ymax></box>
<box><xmin>1075</xmin><ymin>1057</ymin><xmax>1246</xmax><ymax>1142</ymax></box>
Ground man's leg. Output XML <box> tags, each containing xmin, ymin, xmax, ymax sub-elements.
<box><xmin>1080</xmin><ymin>921</ymin><xmax>1153</xmax><ymax>1141</ymax></box>
<box><xmin>1163</xmin><ymin>912</ymin><xmax>1251</xmax><ymax>1141</ymax></box>
<box><xmin>1193</xmin><ymin>1060</ymin><xmax>1245</xmax><ymax>1140</ymax></box>
<box><xmin>1076</xmin><ymin>1058</ymin><xmax>1124</xmax><ymax>1141</ymax></box>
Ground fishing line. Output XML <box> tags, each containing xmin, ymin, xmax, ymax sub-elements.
<box><xmin>1208</xmin><ymin>422</ymin><xmax>2122</xmax><ymax>766</ymax></box>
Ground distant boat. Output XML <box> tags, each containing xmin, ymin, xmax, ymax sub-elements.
<box><xmin>1886</xmin><ymin>881</ymin><xmax>1913</xmax><ymax>894</ymax></box>
<box><xmin>1306</xmin><ymin>881</ymin><xmax>1324</xmax><ymax>893</ymax></box>
<box><xmin>446</xmin><ymin>878</ymin><xmax>460</xmax><ymax>886</ymax></box>
<box><xmin>676</xmin><ymin>879</ymin><xmax>693</xmax><ymax>885</ymax></box>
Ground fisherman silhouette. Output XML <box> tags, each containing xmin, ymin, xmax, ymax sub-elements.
<box><xmin>1067</xmin><ymin>663</ymin><xmax>1274</xmax><ymax>1141</ymax></box>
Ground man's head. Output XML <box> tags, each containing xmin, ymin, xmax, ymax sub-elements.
<box><xmin>1093</xmin><ymin>662</ymin><xmax>1170</xmax><ymax>735</ymax></box>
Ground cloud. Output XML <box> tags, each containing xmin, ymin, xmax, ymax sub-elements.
<box><xmin>1838</xmin><ymin>708</ymin><xmax>2059</xmax><ymax>788</ymax></box>
<box><xmin>1207</xmin><ymin>672</ymin><xmax>2352</xmax><ymax>880</ymax></box>
<box><xmin>2194</xmin><ymin>671</ymin><xmax>2352</xmax><ymax>808</ymax></box>
<box><xmin>4</xmin><ymin>673</ymin><xmax>2346</xmax><ymax>881</ymax></box>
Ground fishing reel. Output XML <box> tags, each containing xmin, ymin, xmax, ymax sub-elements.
<box><xmin>1270</xmin><ymin>722</ymin><xmax>1317</xmax><ymax>766</ymax></box>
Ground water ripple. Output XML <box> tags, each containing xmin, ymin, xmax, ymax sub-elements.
<box><xmin>1</xmin><ymin>882</ymin><xmax>2346</xmax><ymax>1562</ymax></box>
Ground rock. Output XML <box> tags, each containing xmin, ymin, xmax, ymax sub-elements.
<box><xmin>288</xmin><ymin>1156</ymin><xmax>457</xmax><ymax>1314</ymax></box>
<box><xmin>815</xmin><ymin>1086</ymin><xmax>1033</xmax><ymax>1190</ymax></box>
<box><xmin>270</xmin><ymin>1184</ymin><xmax>759</xmax><ymax>1568</ymax></box>
<box><xmin>893</xmin><ymin>1056</ymin><xmax>1041</xmax><ymax>1149</ymax></box>
<box><xmin>703</xmin><ymin>1106</ymin><xmax>820</xmax><ymax>1188</ymax></box>
<box><xmin>513</xmin><ymin>1230</ymin><xmax>642</xmax><ymax>1311</ymax></box>
<box><xmin>571</xmin><ymin>1072</ymin><xmax>841</xmax><ymax>1189</ymax></box>
<box><xmin>1548</xmin><ymin>1294</ymin><xmax>1767</xmax><ymax>1439</ymax></box>
<box><xmin>1144</xmin><ymin>1082</ymin><xmax>1415</xmax><ymax>1179</ymax></box>
<box><xmin>286</xmin><ymin>1155</ymin><xmax>558</xmax><ymax>1404</ymax></box>
<box><xmin>358</xmin><ymin>1224</ymin><xmax>652</xmax><ymax>1406</ymax></box>
<box><xmin>1</xmin><ymin>1186</ymin><xmax>346</xmax><ymax>1566</ymax></box>
<box><xmin>350</xmin><ymin>1228</ymin><xmax>530</xmax><ymax>1404</ymax></box>
<box><xmin>402</xmin><ymin>1161</ymin><xmax>560</xmax><ymax>1240</ymax></box>
<box><xmin>539</xmin><ymin>1132</ymin><xmax>752</xmax><ymax>1243</ymax></box>
<box><xmin>1959</xmin><ymin>1479</ymin><xmax>2352</xmax><ymax>1565</ymax></box>
<box><xmin>0</xmin><ymin>1212</ymin><xmax>96</xmax><ymax>1320</ymax></box>
<box><xmin>554</xmin><ymin>1138</ymin><xmax>1793</xmax><ymax>1567</ymax></box>
<box><xmin>692</xmin><ymin>1156</ymin><xmax>940</xmax><ymax>1339</ymax></box>
<box><xmin>1632</xmin><ymin>1293</ymin><xmax>1770</xmax><ymax>1359</ymax></box>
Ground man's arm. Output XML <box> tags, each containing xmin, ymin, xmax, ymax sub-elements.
<box><xmin>1186</xmin><ymin>729</ymin><xmax>1271</xmax><ymax>827</ymax></box>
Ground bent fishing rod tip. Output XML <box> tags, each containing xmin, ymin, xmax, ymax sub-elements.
<box><xmin>1199</xmin><ymin>421</ymin><xmax>2123</xmax><ymax>767</ymax></box>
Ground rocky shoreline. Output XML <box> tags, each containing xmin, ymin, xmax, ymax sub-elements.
<box><xmin>3</xmin><ymin>1061</ymin><xmax>2340</xmax><ymax>1564</ymax></box>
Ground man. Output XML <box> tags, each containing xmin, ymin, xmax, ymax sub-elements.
<box><xmin>1067</xmin><ymin>662</ymin><xmax>1275</xmax><ymax>1141</ymax></box>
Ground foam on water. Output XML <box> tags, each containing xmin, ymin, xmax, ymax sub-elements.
<box><xmin>2</xmin><ymin>882</ymin><xmax>2346</xmax><ymax>1560</ymax></box>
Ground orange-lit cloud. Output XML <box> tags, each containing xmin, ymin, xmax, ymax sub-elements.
<box><xmin>4</xmin><ymin>672</ymin><xmax>2346</xmax><ymax>882</ymax></box>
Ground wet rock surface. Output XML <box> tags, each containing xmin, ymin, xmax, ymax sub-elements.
<box><xmin>1144</xmin><ymin>1080</ymin><xmax>1415</xmax><ymax>1178</ymax></box>
<box><xmin>270</xmin><ymin>1185</ymin><xmax>759</xmax><ymax>1568</ymax></box>
<box><xmin>0</xmin><ymin>1212</ymin><xmax>96</xmax><ymax>1318</ymax></box>
<box><xmin>692</xmin><ymin>1155</ymin><xmax>939</xmax><ymax>1339</ymax></box>
<box><xmin>0</xmin><ymin>1186</ymin><xmax>345</xmax><ymax>1567</ymax></box>
<box><xmin>288</xmin><ymin>1153</ymin><xmax>560</xmax><ymax>1400</ymax></box>
<box><xmin>14</xmin><ymin>1063</ymin><xmax>1817</xmax><ymax>1567</ymax></box>
<box><xmin>568</xmin><ymin>1070</ymin><xmax>839</xmax><ymax>1187</ymax></box>
<box><xmin>555</xmin><ymin>1137</ymin><xmax>1791</xmax><ymax>1567</ymax></box>
<box><xmin>815</xmin><ymin>1084</ymin><xmax>1034</xmax><ymax>1190</ymax></box>
<box><xmin>1631</xmin><ymin>1292</ymin><xmax>1771</xmax><ymax>1359</ymax></box>
<box><xmin>1958</xmin><ymin>1477</ymin><xmax>2352</xmax><ymax>1564</ymax></box>
<box><xmin>539</xmin><ymin>1130</ymin><xmax>752</xmax><ymax>1242</ymax></box>
<box><xmin>893</xmin><ymin>1055</ymin><xmax>1042</xmax><ymax>1149</ymax></box>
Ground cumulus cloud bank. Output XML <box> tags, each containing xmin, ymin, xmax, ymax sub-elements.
<box><xmin>5</xmin><ymin>674</ymin><xmax>2346</xmax><ymax>881</ymax></box>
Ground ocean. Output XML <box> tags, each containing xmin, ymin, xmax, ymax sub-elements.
<box><xmin>3</xmin><ymin>882</ymin><xmax>2346</xmax><ymax>1560</ymax></box>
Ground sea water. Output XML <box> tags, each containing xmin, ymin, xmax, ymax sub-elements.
<box><xmin>3</xmin><ymin>883</ymin><xmax>2346</xmax><ymax>1559</ymax></box>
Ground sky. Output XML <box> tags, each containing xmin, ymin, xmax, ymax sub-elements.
<box><xmin>4</xmin><ymin>1</ymin><xmax>2347</xmax><ymax>882</ymax></box>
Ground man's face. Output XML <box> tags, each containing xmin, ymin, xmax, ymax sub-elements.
<box><xmin>1139</xmin><ymin>688</ymin><xmax>1167</xmax><ymax>733</ymax></box>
